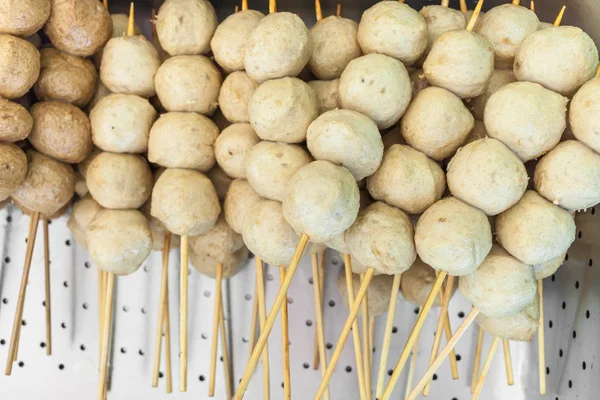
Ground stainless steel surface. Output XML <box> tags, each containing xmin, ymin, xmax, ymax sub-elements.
<box><xmin>1</xmin><ymin>0</ymin><xmax>599</xmax><ymax>398</ymax></box>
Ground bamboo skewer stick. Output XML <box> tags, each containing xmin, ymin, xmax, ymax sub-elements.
<box><xmin>530</xmin><ymin>0</ymin><xmax>534</xmax><ymax>12</ymax></box>
<box><xmin>242</xmin><ymin>0</ymin><xmax>248</xmax><ymax>11</ymax></box>
<box><xmin>343</xmin><ymin>254</ymin><xmax>367</xmax><ymax>400</ymax></box>
<box><xmin>164</xmin><ymin>264</ymin><xmax>173</xmax><ymax>394</ymax></box>
<box><xmin>360</xmin><ymin>274</ymin><xmax>371</xmax><ymax>400</ymax></box>
<box><xmin>472</xmin><ymin>337</ymin><xmax>501</xmax><ymax>400</ymax></box>
<box><xmin>423</xmin><ymin>275</ymin><xmax>456</xmax><ymax>396</ymax></box>
<box><xmin>180</xmin><ymin>234</ymin><xmax>189</xmax><ymax>392</ymax></box>
<box><xmin>312</xmin><ymin>254</ymin><xmax>330</xmax><ymax>400</ymax></box>
<box><xmin>43</xmin><ymin>217</ymin><xmax>52</xmax><ymax>356</ymax></box>
<box><xmin>235</xmin><ymin>233</ymin><xmax>309</xmax><ymax>399</ymax></box>
<box><xmin>375</xmin><ymin>273</ymin><xmax>401</xmax><ymax>398</ymax></box>
<box><xmin>209</xmin><ymin>263</ymin><xmax>224</xmax><ymax>396</ymax></box>
<box><xmin>153</xmin><ymin>232</ymin><xmax>171</xmax><ymax>388</ymax></box>
<box><xmin>471</xmin><ymin>325</ymin><xmax>485</xmax><ymax>393</ymax></box>
<box><xmin>248</xmin><ymin>282</ymin><xmax>259</xmax><ymax>357</ymax></box>
<box><xmin>315</xmin><ymin>0</ymin><xmax>322</xmax><ymax>21</ymax></box>
<box><xmin>554</xmin><ymin>6</ymin><xmax>566</xmax><ymax>26</ymax></box>
<box><xmin>460</xmin><ymin>0</ymin><xmax>467</xmax><ymax>13</ymax></box>
<box><xmin>313</xmin><ymin>251</ymin><xmax>325</xmax><ymax>370</ymax></box>
<box><xmin>441</xmin><ymin>0</ymin><xmax>450</xmax><ymax>7</ymax></box>
<box><xmin>466</xmin><ymin>0</ymin><xmax>484</xmax><ymax>32</ymax></box>
<box><xmin>405</xmin><ymin>334</ymin><xmax>420</xmax><ymax>399</ymax></box>
<box><xmin>255</xmin><ymin>257</ymin><xmax>270</xmax><ymax>400</ymax></box>
<box><xmin>405</xmin><ymin>307</ymin><xmax>480</xmax><ymax>400</ymax></box>
<box><xmin>438</xmin><ymin>279</ymin><xmax>459</xmax><ymax>379</ymax></box>
<box><xmin>512</xmin><ymin>0</ymin><xmax>520</xmax><ymax>5</ymax></box>
<box><xmin>379</xmin><ymin>271</ymin><xmax>448</xmax><ymax>400</ymax></box>
<box><xmin>538</xmin><ymin>280</ymin><xmax>546</xmax><ymax>394</ymax></box>
<box><xmin>314</xmin><ymin>268</ymin><xmax>375</xmax><ymax>400</ymax></box>
<box><xmin>502</xmin><ymin>339</ymin><xmax>514</xmax><ymax>386</ymax></box>
<box><xmin>98</xmin><ymin>269</ymin><xmax>104</xmax><ymax>361</ymax></box>
<box><xmin>220</xmin><ymin>300</ymin><xmax>233</xmax><ymax>400</ymax></box>
<box><xmin>336</xmin><ymin>3</ymin><xmax>341</xmax><ymax>16</ymax></box>
<box><xmin>5</xmin><ymin>211</ymin><xmax>40</xmax><ymax>375</ymax></box>
<box><xmin>280</xmin><ymin>267</ymin><xmax>291</xmax><ymax>400</ymax></box>
<box><xmin>98</xmin><ymin>273</ymin><xmax>115</xmax><ymax>400</ymax></box>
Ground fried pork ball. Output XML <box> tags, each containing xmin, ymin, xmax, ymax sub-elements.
<box><xmin>86</xmin><ymin>209</ymin><xmax>152</xmax><ymax>275</ymax></box>
<box><xmin>339</xmin><ymin>53</ymin><xmax>411</xmax><ymax>129</ymax></box>
<box><xmin>495</xmin><ymin>191</ymin><xmax>576</xmax><ymax>265</ymax></box>
<box><xmin>148</xmin><ymin>112</ymin><xmax>218</xmax><ymax>171</ymax></box>
<box><xmin>245</xmin><ymin>141</ymin><xmax>312</xmax><ymax>201</ymax></box>
<box><xmin>100</xmin><ymin>35</ymin><xmax>161</xmax><ymax>98</ymax></box>
<box><xmin>210</xmin><ymin>9</ymin><xmax>264</xmax><ymax>72</ymax></box>
<box><xmin>283</xmin><ymin>160</ymin><xmax>359</xmax><ymax>243</ymax></box>
<box><xmin>0</xmin><ymin>98</ymin><xmax>32</xmax><ymax>142</ymax></box>
<box><xmin>244</xmin><ymin>12</ymin><xmax>311</xmax><ymax>82</ymax></box>
<box><xmin>534</xmin><ymin>140</ymin><xmax>600</xmax><ymax>212</ymax></box>
<box><xmin>29</xmin><ymin>101</ymin><xmax>93</xmax><ymax>163</ymax></box>
<box><xmin>476</xmin><ymin>295</ymin><xmax>539</xmax><ymax>341</ymax></box>
<box><xmin>423</xmin><ymin>30</ymin><xmax>494</xmax><ymax>99</ymax></box>
<box><xmin>0</xmin><ymin>0</ymin><xmax>50</xmax><ymax>37</ymax></box>
<box><xmin>11</xmin><ymin>150</ymin><xmax>75</xmax><ymax>216</ymax></box>
<box><xmin>0</xmin><ymin>34</ymin><xmax>39</xmax><ymax>99</ymax></box>
<box><xmin>401</xmin><ymin>86</ymin><xmax>474</xmax><ymax>160</ymax></box>
<box><xmin>224</xmin><ymin>179</ymin><xmax>262</xmax><ymax>234</ymax></box>
<box><xmin>358</xmin><ymin>1</ymin><xmax>427</xmax><ymax>66</ymax></box>
<box><xmin>307</xmin><ymin>109</ymin><xmax>383</xmax><ymax>181</ymax></box>
<box><xmin>156</xmin><ymin>0</ymin><xmax>218</xmax><ymax>56</ymax></box>
<box><xmin>67</xmin><ymin>195</ymin><xmax>103</xmax><ymax>249</ymax></box>
<box><xmin>35</xmin><ymin>47</ymin><xmax>97</xmax><ymax>107</ymax></box>
<box><xmin>151</xmin><ymin>168</ymin><xmax>220</xmax><ymax>236</ymax></box>
<box><xmin>242</xmin><ymin>199</ymin><xmax>300</xmax><ymax>266</ymax></box>
<box><xmin>189</xmin><ymin>215</ymin><xmax>244</xmax><ymax>264</ymax></box>
<box><xmin>248</xmin><ymin>77</ymin><xmax>318</xmax><ymax>143</ymax></box>
<box><xmin>467</xmin><ymin>69</ymin><xmax>516</xmax><ymax>121</ymax></box>
<box><xmin>569</xmin><ymin>77</ymin><xmax>600</xmax><ymax>153</ymax></box>
<box><xmin>475</xmin><ymin>4</ymin><xmax>539</xmax><ymax>69</ymax></box>
<box><xmin>484</xmin><ymin>82</ymin><xmax>567</xmax><ymax>161</ymax></box>
<box><xmin>338</xmin><ymin>271</ymin><xmax>395</xmax><ymax>316</ymax></box>
<box><xmin>309</xmin><ymin>15</ymin><xmax>361</xmax><ymax>80</ymax></box>
<box><xmin>218</xmin><ymin>71</ymin><xmax>259</xmax><ymax>123</ymax></box>
<box><xmin>346</xmin><ymin>202</ymin><xmax>416</xmax><ymax>275</ymax></box>
<box><xmin>415</xmin><ymin>197</ymin><xmax>492</xmax><ymax>276</ymax></box>
<box><xmin>215</xmin><ymin>123</ymin><xmax>260</xmax><ymax>179</ymax></box>
<box><xmin>86</xmin><ymin>152</ymin><xmax>152</xmax><ymax>209</ymax></box>
<box><xmin>0</xmin><ymin>143</ymin><xmax>27</xmax><ymax>201</ymax></box>
<box><xmin>44</xmin><ymin>0</ymin><xmax>111</xmax><ymax>57</ymax></box>
<box><xmin>367</xmin><ymin>144</ymin><xmax>445</xmax><ymax>214</ymax></box>
<box><xmin>308</xmin><ymin>79</ymin><xmax>339</xmax><ymax>114</ymax></box>
<box><xmin>401</xmin><ymin>258</ymin><xmax>443</xmax><ymax>307</ymax></box>
<box><xmin>514</xmin><ymin>26</ymin><xmax>599</xmax><ymax>96</ymax></box>
<box><xmin>447</xmin><ymin>138</ymin><xmax>528</xmax><ymax>216</ymax></box>
<box><xmin>155</xmin><ymin>55</ymin><xmax>221</xmax><ymax>115</ymax></box>
<box><xmin>90</xmin><ymin>94</ymin><xmax>156</xmax><ymax>154</ymax></box>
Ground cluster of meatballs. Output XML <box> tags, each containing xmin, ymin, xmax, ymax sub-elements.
<box><xmin>1</xmin><ymin>0</ymin><xmax>600</xmax><ymax>397</ymax></box>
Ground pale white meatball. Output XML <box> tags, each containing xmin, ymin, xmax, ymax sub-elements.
<box><xmin>283</xmin><ymin>160</ymin><xmax>360</xmax><ymax>243</ymax></box>
<box><xmin>420</xmin><ymin>5</ymin><xmax>466</xmax><ymax>58</ymax></box>
<box><xmin>214</xmin><ymin>123</ymin><xmax>260</xmax><ymax>179</ymax></box>
<box><xmin>218</xmin><ymin>71</ymin><xmax>258</xmax><ymax>123</ymax></box>
<box><xmin>308</xmin><ymin>80</ymin><xmax>339</xmax><ymax>114</ymax></box>
<box><xmin>475</xmin><ymin>4</ymin><xmax>539</xmax><ymax>69</ymax></box>
<box><xmin>154</xmin><ymin>55</ymin><xmax>222</xmax><ymax>115</ymax></box>
<box><xmin>248</xmin><ymin>77</ymin><xmax>318</xmax><ymax>143</ymax></box>
<box><xmin>338</xmin><ymin>271</ymin><xmax>396</xmax><ymax>316</ymax></box>
<box><xmin>533</xmin><ymin>253</ymin><xmax>565</xmax><ymax>280</ymax></box>
<box><xmin>90</xmin><ymin>94</ymin><xmax>156</xmax><ymax>153</ymax></box>
<box><xmin>307</xmin><ymin>109</ymin><xmax>383</xmax><ymax>181</ymax></box>
<box><xmin>448</xmin><ymin>138</ymin><xmax>528</xmax><ymax>216</ymax></box>
<box><xmin>224</xmin><ymin>179</ymin><xmax>263</xmax><ymax>234</ymax></box>
<box><xmin>401</xmin><ymin>86</ymin><xmax>474</xmax><ymax>160</ymax></box>
<box><xmin>569</xmin><ymin>78</ymin><xmax>600</xmax><ymax>153</ymax></box>
<box><xmin>148</xmin><ymin>112</ymin><xmax>218</xmax><ymax>172</ymax></box>
<box><xmin>67</xmin><ymin>195</ymin><xmax>103</xmax><ymax>249</ymax></box>
<box><xmin>100</xmin><ymin>36</ymin><xmax>161</xmax><ymax>98</ymax></box>
<box><xmin>415</xmin><ymin>197</ymin><xmax>492</xmax><ymax>276</ymax></box>
<box><xmin>484</xmin><ymin>82</ymin><xmax>567</xmax><ymax>161</ymax></box>
<box><xmin>189</xmin><ymin>215</ymin><xmax>244</xmax><ymax>265</ymax></box>
<box><xmin>423</xmin><ymin>30</ymin><xmax>494</xmax><ymax>99</ymax></box>
<box><xmin>86</xmin><ymin>209</ymin><xmax>152</xmax><ymax>275</ymax></box>
<box><xmin>156</xmin><ymin>0</ymin><xmax>218</xmax><ymax>56</ymax></box>
<box><xmin>367</xmin><ymin>144</ymin><xmax>445</xmax><ymax>214</ymax></box>
<box><xmin>496</xmin><ymin>191</ymin><xmax>576</xmax><ymax>265</ymax></box>
<box><xmin>207</xmin><ymin>165</ymin><xmax>232</xmax><ymax>201</ymax></box>
<box><xmin>309</xmin><ymin>16</ymin><xmax>362</xmax><ymax>80</ymax></box>
<box><xmin>401</xmin><ymin>258</ymin><xmax>443</xmax><ymax>307</ymax></box>
<box><xmin>210</xmin><ymin>9</ymin><xmax>264</xmax><ymax>72</ymax></box>
<box><xmin>190</xmin><ymin>245</ymin><xmax>248</xmax><ymax>279</ymax></box>
<box><xmin>339</xmin><ymin>53</ymin><xmax>411</xmax><ymax>129</ymax></box>
<box><xmin>242</xmin><ymin>199</ymin><xmax>300</xmax><ymax>266</ymax></box>
<box><xmin>358</xmin><ymin>1</ymin><xmax>427</xmax><ymax>66</ymax></box>
<box><xmin>244</xmin><ymin>12</ymin><xmax>311</xmax><ymax>82</ymax></box>
<box><xmin>151</xmin><ymin>168</ymin><xmax>220</xmax><ymax>236</ymax></box>
<box><xmin>467</xmin><ymin>69</ymin><xmax>516</xmax><ymax>121</ymax></box>
<box><xmin>245</xmin><ymin>141</ymin><xmax>312</xmax><ymax>201</ymax></box>
<box><xmin>476</xmin><ymin>296</ymin><xmax>539</xmax><ymax>341</ymax></box>
<box><xmin>346</xmin><ymin>202</ymin><xmax>416</xmax><ymax>275</ymax></box>
<box><xmin>534</xmin><ymin>140</ymin><xmax>600</xmax><ymax>212</ymax></box>
<box><xmin>460</xmin><ymin>245</ymin><xmax>537</xmax><ymax>318</ymax></box>
<box><xmin>514</xmin><ymin>26</ymin><xmax>599</xmax><ymax>96</ymax></box>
